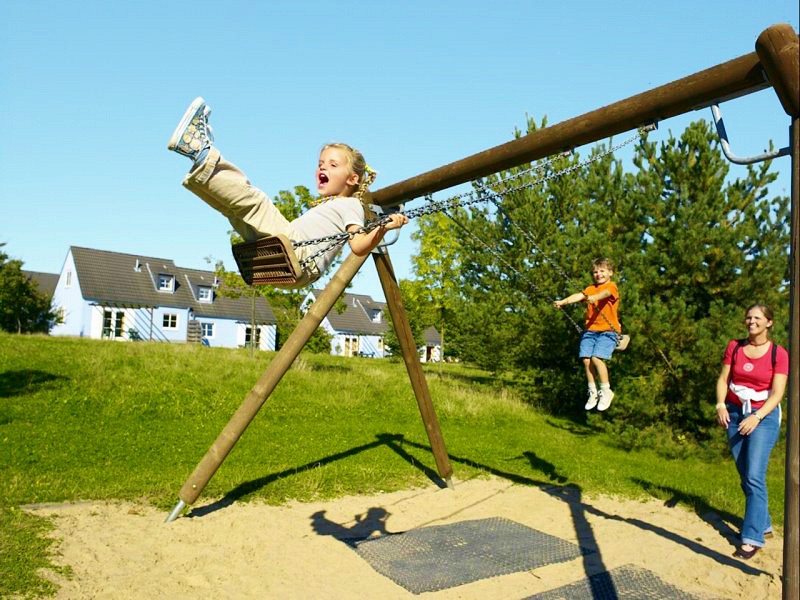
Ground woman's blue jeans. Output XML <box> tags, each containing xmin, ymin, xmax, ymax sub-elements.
<box><xmin>725</xmin><ymin>402</ymin><xmax>781</xmax><ymax>547</ymax></box>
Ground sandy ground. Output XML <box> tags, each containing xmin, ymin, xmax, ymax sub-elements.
<box><xmin>26</xmin><ymin>477</ymin><xmax>782</xmax><ymax>599</ymax></box>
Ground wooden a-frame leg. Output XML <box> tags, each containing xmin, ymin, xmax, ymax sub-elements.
<box><xmin>372</xmin><ymin>249</ymin><xmax>454</xmax><ymax>488</ymax></box>
<box><xmin>166</xmin><ymin>251</ymin><xmax>371</xmax><ymax>521</ymax></box>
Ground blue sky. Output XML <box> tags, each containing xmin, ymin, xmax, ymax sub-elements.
<box><xmin>1</xmin><ymin>1</ymin><xmax>797</xmax><ymax>301</ymax></box>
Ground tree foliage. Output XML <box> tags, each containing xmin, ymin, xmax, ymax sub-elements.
<box><xmin>0</xmin><ymin>243</ymin><xmax>57</xmax><ymax>334</ymax></box>
<box><xmin>409</xmin><ymin>118</ymin><xmax>789</xmax><ymax>447</ymax></box>
<box><xmin>409</xmin><ymin>211</ymin><xmax>464</xmax><ymax>359</ymax></box>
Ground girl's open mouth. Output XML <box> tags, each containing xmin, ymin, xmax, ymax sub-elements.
<box><xmin>319</xmin><ymin>173</ymin><xmax>329</xmax><ymax>184</ymax></box>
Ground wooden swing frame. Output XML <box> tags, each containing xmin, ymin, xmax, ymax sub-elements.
<box><xmin>168</xmin><ymin>23</ymin><xmax>799</xmax><ymax>599</ymax></box>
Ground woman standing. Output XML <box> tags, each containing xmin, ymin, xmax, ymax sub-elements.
<box><xmin>715</xmin><ymin>304</ymin><xmax>789</xmax><ymax>559</ymax></box>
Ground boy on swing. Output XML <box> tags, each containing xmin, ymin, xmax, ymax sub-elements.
<box><xmin>166</xmin><ymin>97</ymin><xmax>408</xmax><ymax>287</ymax></box>
<box><xmin>553</xmin><ymin>257</ymin><xmax>621</xmax><ymax>411</ymax></box>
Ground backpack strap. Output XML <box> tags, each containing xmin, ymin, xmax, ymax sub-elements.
<box><xmin>727</xmin><ymin>338</ymin><xmax>747</xmax><ymax>386</ymax></box>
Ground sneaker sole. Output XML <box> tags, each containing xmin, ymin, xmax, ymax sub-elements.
<box><xmin>167</xmin><ymin>97</ymin><xmax>207</xmax><ymax>150</ymax></box>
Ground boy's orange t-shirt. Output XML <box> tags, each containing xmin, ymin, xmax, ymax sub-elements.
<box><xmin>581</xmin><ymin>281</ymin><xmax>621</xmax><ymax>332</ymax></box>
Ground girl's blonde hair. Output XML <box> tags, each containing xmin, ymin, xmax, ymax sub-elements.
<box><xmin>321</xmin><ymin>142</ymin><xmax>376</xmax><ymax>200</ymax></box>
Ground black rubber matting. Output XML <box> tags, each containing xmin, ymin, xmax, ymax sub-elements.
<box><xmin>526</xmin><ymin>564</ymin><xmax>711</xmax><ymax>600</ymax></box>
<box><xmin>352</xmin><ymin>516</ymin><xmax>590</xmax><ymax>594</ymax></box>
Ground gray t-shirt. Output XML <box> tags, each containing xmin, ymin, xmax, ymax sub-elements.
<box><xmin>291</xmin><ymin>197</ymin><xmax>365</xmax><ymax>274</ymax></box>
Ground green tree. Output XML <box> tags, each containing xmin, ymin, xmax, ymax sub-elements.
<box><xmin>410</xmin><ymin>210</ymin><xmax>465</xmax><ymax>361</ymax></box>
<box><xmin>412</xmin><ymin>118</ymin><xmax>789</xmax><ymax>445</ymax></box>
<box><xmin>0</xmin><ymin>243</ymin><xmax>57</xmax><ymax>334</ymax></box>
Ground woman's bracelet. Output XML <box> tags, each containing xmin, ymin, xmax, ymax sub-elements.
<box><xmin>715</xmin><ymin>402</ymin><xmax>726</xmax><ymax>410</ymax></box>
<box><xmin>753</xmin><ymin>413</ymin><xmax>763</xmax><ymax>422</ymax></box>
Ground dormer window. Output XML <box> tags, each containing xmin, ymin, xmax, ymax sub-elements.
<box><xmin>198</xmin><ymin>286</ymin><xmax>213</xmax><ymax>303</ymax></box>
<box><xmin>371</xmin><ymin>309</ymin><xmax>382</xmax><ymax>323</ymax></box>
<box><xmin>158</xmin><ymin>274</ymin><xmax>175</xmax><ymax>292</ymax></box>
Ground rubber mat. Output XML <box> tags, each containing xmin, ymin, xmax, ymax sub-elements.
<box><xmin>526</xmin><ymin>564</ymin><xmax>711</xmax><ymax>599</ymax></box>
<box><xmin>353</xmin><ymin>517</ymin><xmax>590</xmax><ymax>594</ymax></box>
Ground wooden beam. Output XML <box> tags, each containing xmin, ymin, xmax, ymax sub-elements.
<box><xmin>373</xmin><ymin>250</ymin><xmax>454</xmax><ymax>485</ymax></box>
<box><xmin>370</xmin><ymin>29</ymin><xmax>798</xmax><ymax>207</ymax></box>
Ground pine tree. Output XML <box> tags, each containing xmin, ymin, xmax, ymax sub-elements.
<box><xmin>409</xmin><ymin>118</ymin><xmax>789</xmax><ymax>443</ymax></box>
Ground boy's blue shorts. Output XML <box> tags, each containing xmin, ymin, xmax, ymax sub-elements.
<box><xmin>579</xmin><ymin>330</ymin><xmax>617</xmax><ymax>360</ymax></box>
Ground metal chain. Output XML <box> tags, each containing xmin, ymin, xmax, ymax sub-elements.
<box><xmin>443</xmin><ymin>208</ymin><xmax>584</xmax><ymax>334</ymax></box>
<box><xmin>488</xmin><ymin>199</ymin><xmax>623</xmax><ymax>335</ymax></box>
<box><xmin>293</xmin><ymin>126</ymin><xmax>652</xmax><ymax>269</ymax></box>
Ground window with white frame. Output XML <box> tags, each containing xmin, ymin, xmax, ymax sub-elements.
<box><xmin>371</xmin><ymin>309</ymin><xmax>382</xmax><ymax>323</ymax></box>
<box><xmin>197</xmin><ymin>286</ymin><xmax>213</xmax><ymax>303</ymax></box>
<box><xmin>200</xmin><ymin>322</ymin><xmax>214</xmax><ymax>338</ymax></box>
<box><xmin>245</xmin><ymin>325</ymin><xmax>261</xmax><ymax>348</ymax></box>
<box><xmin>102</xmin><ymin>309</ymin><xmax>125</xmax><ymax>338</ymax></box>
<box><xmin>162</xmin><ymin>313</ymin><xmax>178</xmax><ymax>329</ymax></box>
<box><xmin>158</xmin><ymin>274</ymin><xmax>175</xmax><ymax>292</ymax></box>
<box><xmin>343</xmin><ymin>335</ymin><xmax>359</xmax><ymax>357</ymax></box>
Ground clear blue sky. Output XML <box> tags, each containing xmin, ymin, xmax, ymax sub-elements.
<box><xmin>2</xmin><ymin>1</ymin><xmax>797</xmax><ymax>301</ymax></box>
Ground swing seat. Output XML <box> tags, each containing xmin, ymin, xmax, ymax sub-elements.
<box><xmin>232</xmin><ymin>234</ymin><xmax>303</xmax><ymax>287</ymax></box>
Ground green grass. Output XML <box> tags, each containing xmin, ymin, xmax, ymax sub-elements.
<box><xmin>0</xmin><ymin>332</ymin><xmax>786</xmax><ymax>597</ymax></box>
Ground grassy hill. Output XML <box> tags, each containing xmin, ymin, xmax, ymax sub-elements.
<box><xmin>0</xmin><ymin>332</ymin><xmax>786</xmax><ymax>597</ymax></box>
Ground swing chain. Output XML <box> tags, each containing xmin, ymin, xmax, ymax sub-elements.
<box><xmin>443</xmin><ymin>208</ymin><xmax>584</xmax><ymax>334</ymax></box>
<box><xmin>293</xmin><ymin>125</ymin><xmax>653</xmax><ymax>269</ymax></box>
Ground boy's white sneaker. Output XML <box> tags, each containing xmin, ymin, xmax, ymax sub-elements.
<box><xmin>597</xmin><ymin>389</ymin><xmax>615</xmax><ymax>411</ymax></box>
<box><xmin>584</xmin><ymin>389</ymin><xmax>599</xmax><ymax>410</ymax></box>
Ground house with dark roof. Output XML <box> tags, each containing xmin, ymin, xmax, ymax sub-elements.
<box><xmin>421</xmin><ymin>325</ymin><xmax>442</xmax><ymax>363</ymax></box>
<box><xmin>304</xmin><ymin>290</ymin><xmax>388</xmax><ymax>357</ymax></box>
<box><xmin>22</xmin><ymin>270</ymin><xmax>59</xmax><ymax>300</ymax></box>
<box><xmin>303</xmin><ymin>290</ymin><xmax>443</xmax><ymax>361</ymax></box>
<box><xmin>50</xmin><ymin>246</ymin><xmax>277</xmax><ymax>350</ymax></box>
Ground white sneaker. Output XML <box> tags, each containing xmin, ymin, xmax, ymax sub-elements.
<box><xmin>597</xmin><ymin>389</ymin><xmax>615</xmax><ymax>411</ymax></box>
<box><xmin>167</xmin><ymin>97</ymin><xmax>214</xmax><ymax>162</ymax></box>
<box><xmin>585</xmin><ymin>389</ymin><xmax>599</xmax><ymax>410</ymax></box>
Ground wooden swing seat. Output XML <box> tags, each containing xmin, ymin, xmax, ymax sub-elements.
<box><xmin>232</xmin><ymin>234</ymin><xmax>302</xmax><ymax>287</ymax></box>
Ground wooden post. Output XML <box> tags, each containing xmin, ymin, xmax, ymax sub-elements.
<box><xmin>755</xmin><ymin>24</ymin><xmax>799</xmax><ymax>600</ymax></box>
<box><xmin>168</xmin><ymin>250</ymin><xmax>372</xmax><ymax>517</ymax></box>
<box><xmin>779</xmin><ymin>118</ymin><xmax>799</xmax><ymax>600</ymax></box>
<box><xmin>372</xmin><ymin>250</ymin><xmax>454</xmax><ymax>486</ymax></box>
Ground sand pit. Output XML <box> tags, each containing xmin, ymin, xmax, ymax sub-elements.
<box><xmin>27</xmin><ymin>477</ymin><xmax>782</xmax><ymax>599</ymax></box>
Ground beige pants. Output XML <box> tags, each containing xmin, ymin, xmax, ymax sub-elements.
<box><xmin>183</xmin><ymin>148</ymin><xmax>319</xmax><ymax>284</ymax></box>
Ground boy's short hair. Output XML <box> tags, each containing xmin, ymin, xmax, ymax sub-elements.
<box><xmin>592</xmin><ymin>257</ymin><xmax>615</xmax><ymax>271</ymax></box>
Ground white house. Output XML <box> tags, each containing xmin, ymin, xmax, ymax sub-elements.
<box><xmin>304</xmin><ymin>290</ymin><xmax>388</xmax><ymax>357</ymax></box>
<box><xmin>303</xmin><ymin>290</ymin><xmax>443</xmax><ymax>361</ymax></box>
<box><xmin>421</xmin><ymin>325</ymin><xmax>442</xmax><ymax>363</ymax></box>
<box><xmin>49</xmin><ymin>246</ymin><xmax>277</xmax><ymax>350</ymax></box>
